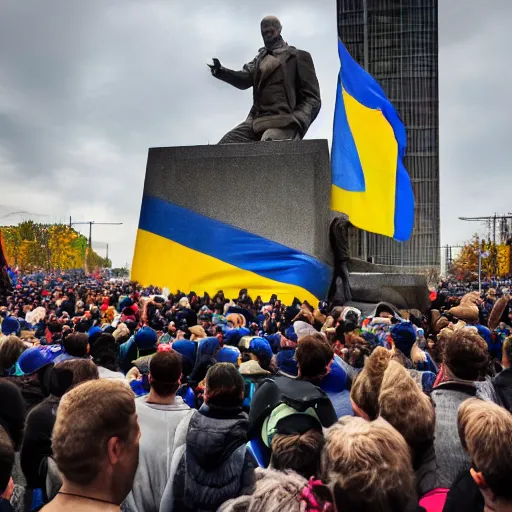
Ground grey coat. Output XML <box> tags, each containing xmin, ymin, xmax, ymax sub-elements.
<box><xmin>431</xmin><ymin>381</ymin><xmax>477</xmax><ymax>488</ymax></box>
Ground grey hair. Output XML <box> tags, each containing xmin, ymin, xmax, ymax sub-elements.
<box><xmin>218</xmin><ymin>468</ymin><xmax>308</xmax><ymax>512</ymax></box>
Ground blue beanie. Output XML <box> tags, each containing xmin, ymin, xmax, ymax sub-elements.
<box><xmin>134</xmin><ymin>327</ymin><xmax>157</xmax><ymax>350</ymax></box>
<box><xmin>2</xmin><ymin>317</ymin><xmax>20</xmax><ymax>336</ymax></box>
<box><xmin>390</xmin><ymin>321</ymin><xmax>417</xmax><ymax>358</ymax></box>
<box><xmin>249</xmin><ymin>337</ymin><xmax>273</xmax><ymax>362</ymax></box>
<box><xmin>223</xmin><ymin>327</ymin><xmax>250</xmax><ymax>346</ymax></box>
<box><xmin>198</xmin><ymin>337</ymin><xmax>220</xmax><ymax>358</ymax></box>
<box><xmin>88</xmin><ymin>326</ymin><xmax>102</xmax><ymax>339</ymax></box>
<box><xmin>17</xmin><ymin>347</ymin><xmax>53</xmax><ymax>375</ymax></box>
<box><xmin>172</xmin><ymin>340</ymin><xmax>197</xmax><ymax>363</ymax></box>
<box><xmin>217</xmin><ymin>346</ymin><xmax>241</xmax><ymax>365</ymax></box>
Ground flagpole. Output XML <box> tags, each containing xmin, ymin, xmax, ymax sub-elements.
<box><xmin>362</xmin><ymin>0</ymin><xmax>369</xmax><ymax>262</ymax></box>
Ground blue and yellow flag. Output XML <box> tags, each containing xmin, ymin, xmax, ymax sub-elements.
<box><xmin>331</xmin><ymin>40</ymin><xmax>414</xmax><ymax>241</ymax></box>
<box><xmin>131</xmin><ymin>195</ymin><xmax>331</xmax><ymax>304</ymax></box>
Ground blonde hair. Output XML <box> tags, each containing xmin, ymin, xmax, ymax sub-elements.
<box><xmin>322</xmin><ymin>417</ymin><xmax>415</xmax><ymax>509</ymax></box>
<box><xmin>378</xmin><ymin>361</ymin><xmax>435</xmax><ymax>448</ymax></box>
<box><xmin>350</xmin><ymin>347</ymin><xmax>391</xmax><ymax>419</ymax></box>
<box><xmin>458</xmin><ymin>398</ymin><xmax>512</xmax><ymax>498</ymax></box>
<box><xmin>218</xmin><ymin>468</ymin><xmax>330</xmax><ymax>512</ymax></box>
<box><xmin>52</xmin><ymin>380</ymin><xmax>136</xmax><ymax>485</ymax></box>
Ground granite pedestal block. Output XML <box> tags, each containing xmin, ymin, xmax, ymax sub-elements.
<box><xmin>143</xmin><ymin>140</ymin><xmax>333</xmax><ymax>266</ymax></box>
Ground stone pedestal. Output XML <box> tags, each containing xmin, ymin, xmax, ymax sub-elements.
<box><xmin>142</xmin><ymin>140</ymin><xmax>332</xmax><ymax>266</ymax></box>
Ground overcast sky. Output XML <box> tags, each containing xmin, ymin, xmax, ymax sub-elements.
<box><xmin>0</xmin><ymin>0</ymin><xmax>510</xmax><ymax>267</ymax></box>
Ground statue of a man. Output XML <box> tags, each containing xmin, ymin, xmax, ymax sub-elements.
<box><xmin>209</xmin><ymin>16</ymin><xmax>321</xmax><ymax>144</ymax></box>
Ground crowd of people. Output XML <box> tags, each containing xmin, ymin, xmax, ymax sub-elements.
<box><xmin>1</xmin><ymin>270</ymin><xmax>512</xmax><ymax>511</ymax></box>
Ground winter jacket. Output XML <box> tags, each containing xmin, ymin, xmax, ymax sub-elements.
<box><xmin>413</xmin><ymin>442</ymin><xmax>438</xmax><ymax>498</ymax></box>
<box><xmin>124</xmin><ymin>396</ymin><xmax>194</xmax><ymax>512</ymax></box>
<box><xmin>493</xmin><ymin>367</ymin><xmax>512</xmax><ymax>412</ymax></box>
<box><xmin>20</xmin><ymin>397</ymin><xmax>59</xmax><ymax>488</ymax></box>
<box><xmin>442</xmin><ymin>470</ymin><xmax>483</xmax><ymax>512</ymax></box>
<box><xmin>431</xmin><ymin>381</ymin><xmax>476</xmax><ymax>488</ymax></box>
<box><xmin>159</xmin><ymin>404</ymin><xmax>257</xmax><ymax>512</ymax></box>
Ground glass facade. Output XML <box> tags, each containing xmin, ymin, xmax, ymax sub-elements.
<box><xmin>338</xmin><ymin>0</ymin><xmax>440</xmax><ymax>267</ymax></box>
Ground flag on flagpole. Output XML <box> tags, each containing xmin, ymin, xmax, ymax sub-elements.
<box><xmin>331</xmin><ymin>40</ymin><xmax>414</xmax><ymax>241</ymax></box>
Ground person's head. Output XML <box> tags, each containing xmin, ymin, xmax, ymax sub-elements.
<box><xmin>55</xmin><ymin>359</ymin><xmax>99</xmax><ymax>389</ymax></box>
<box><xmin>62</xmin><ymin>333</ymin><xmax>89</xmax><ymax>358</ymax></box>
<box><xmin>295</xmin><ymin>333</ymin><xmax>334</xmax><ymax>383</ymax></box>
<box><xmin>0</xmin><ymin>336</ymin><xmax>27</xmax><ymax>374</ymax></box>
<box><xmin>322</xmin><ymin>417</ymin><xmax>416</xmax><ymax>512</ymax></box>
<box><xmin>204</xmin><ymin>362</ymin><xmax>244</xmax><ymax>408</ymax></box>
<box><xmin>270</xmin><ymin>428</ymin><xmax>324</xmax><ymax>479</ymax></box>
<box><xmin>350</xmin><ymin>347</ymin><xmax>391</xmax><ymax>420</ymax></box>
<box><xmin>148</xmin><ymin>350</ymin><xmax>182</xmax><ymax>397</ymax></box>
<box><xmin>458</xmin><ymin>398</ymin><xmax>512</xmax><ymax>506</ymax></box>
<box><xmin>0</xmin><ymin>426</ymin><xmax>14</xmax><ymax>497</ymax></box>
<box><xmin>52</xmin><ymin>380</ymin><xmax>140</xmax><ymax>505</ymax></box>
<box><xmin>1</xmin><ymin>316</ymin><xmax>20</xmax><ymax>337</ymax></box>
<box><xmin>443</xmin><ymin>328</ymin><xmax>488</xmax><ymax>381</ymax></box>
<box><xmin>502</xmin><ymin>337</ymin><xmax>512</xmax><ymax>369</ymax></box>
<box><xmin>219</xmin><ymin>468</ymin><xmax>332</xmax><ymax>512</ymax></box>
<box><xmin>260</xmin><ymin>16</ymin><xmax>282</xmax><ymax>46</ymax></box>
<box><xmin>390</xmin><ymin>322</ymin><xmax>417</xmax><ymax>358</ymax></box>
<box><xmin>378</xmin><ymin>361</ymin><xmax>435</xmax><ymax>455</ymax></box>
<box><xmin>90</xmin><ymin>333</ymin><xmax>120</xmax><ymax>371</ymax></box>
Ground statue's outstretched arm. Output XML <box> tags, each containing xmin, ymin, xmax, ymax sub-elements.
<box><xmin>208</xmin><ymin>55</ymin><xmax>256</xmax><ymax>90</ymax></box>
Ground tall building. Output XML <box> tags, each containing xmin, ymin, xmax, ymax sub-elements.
<box><xmin>338</xmin><ymin>0</ymin><xmax>440</xmax><ymax>267</ymax></box>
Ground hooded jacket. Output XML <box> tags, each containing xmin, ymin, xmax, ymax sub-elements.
<box><xmin>160</xmin><ymin>404</ymin><xmax>257</xmax><ymax>512</ymax></box>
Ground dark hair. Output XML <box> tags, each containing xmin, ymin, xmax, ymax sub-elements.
<box><xmin>57</xmin><ymin>359</ymin><xmax>99</xmax><ymax>388</ymax></box>
<box><xmin>205</xmin><ymin>363</ymin><xmax>244</xmax><ymax>407</ymax></box>
<box><xmin>149</xmin><ymin>351</ymin><xmax>182</xmax><ymax>396</ymax></box>
<box><xmin>296</xmin><ymin>334</ymin><xmax>334</xmax><ymax>382</ymax></box>
<box><xmin>271</xmin><ymin>429</ymin><xmax>324</xmax><ymax>479</ymax></box>
<box><xmin>90</xmin><ymin>333</ymin><xmax>120</xmax><ymax>372</ymax></box>
<box><xmin>0</xmin><ymin>336</ymin><xmax>27</xmax><ymax>373</ymax></box>
<box><xmin>443</xmin><ymin>329</ymin><xmax>488</xmax><ymax>381</ymax></box>
<box><xmin>0</xmin><ymin>426</ymin><xmax>14</xmax><ymax>494</ymax></box>
<box><xmin>63</xmin><ymin>333</ymin><xmax>89</xmax><ymax>358</ymax></box>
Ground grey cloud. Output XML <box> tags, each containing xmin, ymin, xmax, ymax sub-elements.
<box><xmin>0</xmin><ymin>0</ymin><xmax>509</xmax><ymax>266</ymax></box>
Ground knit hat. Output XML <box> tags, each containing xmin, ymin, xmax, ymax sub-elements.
<box><xmin>1</xmin><ymin>316</ymin><xmax>20</xmax><ymax>336</ymax></box>
<box><xmin>390</xmin><ymin>322</ymin><xmax>417</xmax><ymax>358</ymax></box>
<box><xmin>217</xmin><ymin>346</ymin><xmax>241</xmax><ymax>366</ymax></box>
<box><xmin>171</xmin><ymin>340</ymin><xmax>196</xmax><ymax>376</ymax></box>
<box><xmin>134</xmin><ymin>326</ymin><xmax>157</xmax><ymax>350</ymax></box>
<box><xmin>248</xmin><ymin>337</ymin><xmax>273</xmax><ymax>362</ymax></box>
<box><xmin>88</xmin><ymin>325</ymin><xmax>102</xmax><ymax>339</ymax></box>
<box><xmin>17</xmin><ymin>347</ymin><xmax>54</xmax><ymax>376</ymax></box>
<box><xmin>224</xmin><ymin>327</ymin><xmax>250</xmax><ymax>346</ymax></box>
<box><xmin>350</xmin><ymin>346</ymin><xmax>391</xmax><ymax>420</ymax></box>
<box><xmin>378</xmin><ymin>361</ymin><xmax>435</xmax><ymax>447</ymax></box>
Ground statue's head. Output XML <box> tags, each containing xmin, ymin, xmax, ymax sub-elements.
<box><xmin>260</xmin><ymin>16</ymin><xmax>282</xmax><ymax>47</ymax></box>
